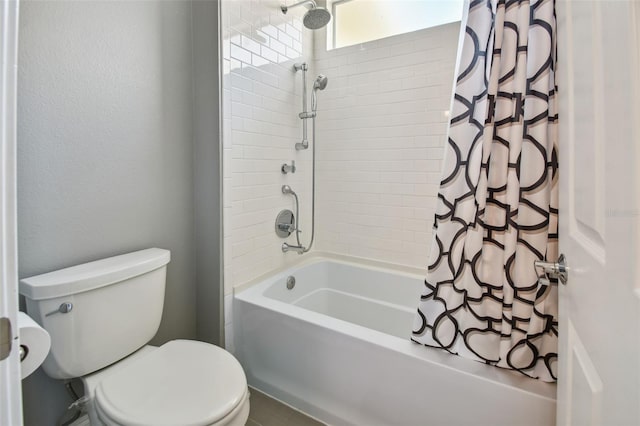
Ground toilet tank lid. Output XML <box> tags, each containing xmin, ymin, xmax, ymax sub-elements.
<box><xmin>20</xmin><ymin>248</ymin><xmax>171</xmax><ymax>301</ymax></box>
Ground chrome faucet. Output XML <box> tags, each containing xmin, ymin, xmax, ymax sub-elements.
<box><xmin>282</xmin><ymin>242</ymin><xmax>305</xmax><ymax>254</ymax></box>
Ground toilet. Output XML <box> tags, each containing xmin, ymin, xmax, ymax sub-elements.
<box><xmin>20</xmin><ymin>248</ymin><xmax>249</xmax><ymax>426</ymax></box>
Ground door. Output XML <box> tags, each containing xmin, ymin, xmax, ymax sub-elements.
<box><xmin>0</xmin><ymin>0</ymin><xmax>23</xmax><ymax>424</ymax></box>
<box><xmin>557</xmin><ymin>0</ymin><xmax>640</xmax><ymax>425</ymax></box>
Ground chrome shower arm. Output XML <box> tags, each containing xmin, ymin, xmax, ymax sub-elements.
<box><xmin>281</xmin><ymin>0</ymin><xmax>317</xmax><ymax>14</ymax></box>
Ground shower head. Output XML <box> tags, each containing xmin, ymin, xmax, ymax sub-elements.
<box><xmin>303</xmin><ymin>7</ymin><xmax>331</xmax><ymax>30</ymax></box>
<box><xmin>281</xmin><ymin>0</ymin><xmax>332</xmax><ymax>30</ymax></box>
<box><xmin>311</xmin><ymin>75</ymin><xmax>328</xmax><ymax>111</ymax></box>
<box><xmin>313</xmin><ymin>74</ymin><xmax>328</xmax><ymax>91</ymax></box>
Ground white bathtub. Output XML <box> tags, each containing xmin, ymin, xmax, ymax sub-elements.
<box><xmin>234</xmin><ymin>256</ymin><xmax>556</xmax><ymax>426</ymax></box>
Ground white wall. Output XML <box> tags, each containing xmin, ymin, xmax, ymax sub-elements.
<box><xmin>313</xmin><ymin>22</ymin><xmax>460</xmax><ymax>268</ymax></box>
<box><xmin>221</xmin><ymin>0</ymin><xmax>315</xmax><ymax>296</ymax></box>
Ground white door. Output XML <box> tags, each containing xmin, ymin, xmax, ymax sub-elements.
<box><xmin>0</xmin><ymin>0</ymin><xmax>23</xmax><ymax>424</ymax></box>
<box><xmin>557</xmin><ymin>0</ymin><xmax>640</xmax><ymax>425</ymax></box>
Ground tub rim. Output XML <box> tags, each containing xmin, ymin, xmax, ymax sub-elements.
<box><xmin>232</xmin><ymin>251</ymin><xmax>426</xmax><ymax>294</ymax></box>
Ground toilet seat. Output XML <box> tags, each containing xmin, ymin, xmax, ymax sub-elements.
<box><xmin>94</xmin><ymin>340</ymin><xmax>248</xmax><ymax>426</ymax></box>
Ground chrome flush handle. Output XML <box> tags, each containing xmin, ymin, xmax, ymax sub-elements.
<box><xmin>45</xmin><ymin>302</ymin><xmax>73</xmax><ymax>317</ymax></box>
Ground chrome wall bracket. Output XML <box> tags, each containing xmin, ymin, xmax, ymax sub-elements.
<box><xmin>281</xmin><ymin>160</ymin><xmax>296</xmax><ymax>174</ymax></box>
<box><xmin>294</xmin><ymin>62</ymin><xmax>310</xmax><ymax>150</ymax></box>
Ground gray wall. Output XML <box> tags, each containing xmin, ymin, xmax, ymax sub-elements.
<box><xmin>17</xmin><ymin>1</ymin><xmax>220</xmax><ymax>424</ymax></box>
<box><xmin>192</xmin><ymin>0</ymin><xmax>223</xmax><ymax>346</ymax></box>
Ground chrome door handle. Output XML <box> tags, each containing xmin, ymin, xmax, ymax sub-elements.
<box><xmin>535</xmin><ymin>254</ymin><xmax>569</xmax><ymax>285</ymax></box>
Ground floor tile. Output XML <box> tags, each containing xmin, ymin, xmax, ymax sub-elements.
<box><xmin>246</xmin><ymin>387</ymin><xmax>325</xmax><ymax>426</ymax></box>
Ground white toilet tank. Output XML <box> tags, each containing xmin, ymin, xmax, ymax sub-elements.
<box><xmin>20</xmin><ymin>248</ymin><xmax>170</xmax><ymax>380</ymax></box>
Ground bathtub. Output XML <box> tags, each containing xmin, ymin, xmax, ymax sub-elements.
<box><xmin>234</xmin><ymin>255</ymin><xmax>556</xmax><ymax>426</ymax></box>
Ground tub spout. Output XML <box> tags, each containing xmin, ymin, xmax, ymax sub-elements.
<box><xmin>282</xmin><ymin>242</ymin><xmax>305</xmax><ymax>254</ymax></box>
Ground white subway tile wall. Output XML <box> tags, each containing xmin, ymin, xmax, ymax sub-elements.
<box><xmin>313</xmin><ymin>22</ymin><xmax>460</xmax><ymax>268</ymax></box>
<box><xmin>222</xmin><ymin>0</ymin><xmax>461</xmax><ymax>295</ymax></box>
<box><xmin>222</xmin><ymin>0</ymin><xmax>315</xmax><ymax>294</ymax></box>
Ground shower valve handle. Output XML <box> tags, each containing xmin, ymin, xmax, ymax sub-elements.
<box><xmin>277</xmin><ymin>223</ymin><xmax>296</xmax><ymax>233</ymax></box>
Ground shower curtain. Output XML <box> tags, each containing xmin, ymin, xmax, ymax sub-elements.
<box><xmin>412</xmin><ymin>0</ymin><xmax>558</xmax><ymax>382</ymax></box>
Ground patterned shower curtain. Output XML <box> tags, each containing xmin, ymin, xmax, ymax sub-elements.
<box><xmin>412</xmin><ymin>0</ymin><xmax>558</xmax><ymax>382</ymax></box>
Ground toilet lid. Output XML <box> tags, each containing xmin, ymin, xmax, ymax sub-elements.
<box><xmin>95</xmin><ymin>340</ymin><xmax>247</xmax><ymax>426</ymax></box>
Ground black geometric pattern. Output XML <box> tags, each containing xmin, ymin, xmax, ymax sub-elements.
<box><xmin>412</xmin><ymin>0</ymin><xmax>558</xmax><ymax>382</ymax></box>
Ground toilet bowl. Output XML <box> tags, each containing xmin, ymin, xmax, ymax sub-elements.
<box><xmin>20</xmin><ymin>248</ymin><xmax>249</xmax><ymax>426</ymax></box>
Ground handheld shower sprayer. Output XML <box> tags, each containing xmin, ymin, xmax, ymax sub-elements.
<box><xmin>311</xmin><ymin>74</ymin><xmax>328</xmax><ymax>112</ymax></box>
<box><xmin>313</xmin><ymin>74</ymin><xmax>328</xmax><ymax>91</ymax></box>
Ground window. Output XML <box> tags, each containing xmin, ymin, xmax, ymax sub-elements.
<box><xmin>329</xmin><ymin>0</ymin><xmax>464</xmax><ymax>50</ymax></box>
